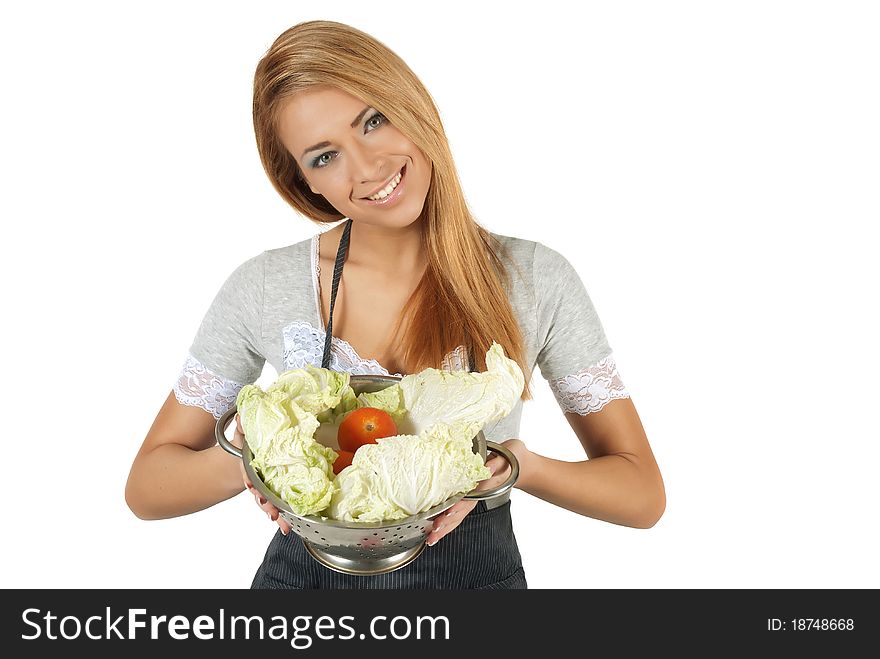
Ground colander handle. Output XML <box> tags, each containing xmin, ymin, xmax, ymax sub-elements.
<box><xmin>462</xmin><ymin>441</ymin><xmax>520</xmax><ymax>501</ymax></box>
<box><xmin>215</xmin><ymin>406</ymin><xmax>243</xmax><ymax>459</ymax></box>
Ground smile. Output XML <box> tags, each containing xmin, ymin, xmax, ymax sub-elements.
<box><xmin>360</xmin><ymin>164</ymin><xmax>407</xmax><ymax>206</ymax></box>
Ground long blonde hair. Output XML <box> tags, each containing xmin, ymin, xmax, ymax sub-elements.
<box><xmin>253</xmin><ymin>20</ymin><xmax>532</xmax><ymax>400</ymax></box>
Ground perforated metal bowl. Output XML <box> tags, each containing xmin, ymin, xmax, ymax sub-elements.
<box><xmin>216</xmin><ymin>374</ymin><xmax>518</xmax><ymax>576</ymax></box>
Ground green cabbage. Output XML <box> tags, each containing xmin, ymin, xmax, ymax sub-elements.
<box><xmin>236</xmin><ymin>368</ymin><xmax>350</xmax><ymax>516</ymax></box>
<box><xmin>266</xmin><ymin>365</ymin><xmax>350</xmax><ymax>417</ymax></box>
<box><xmin>355</xmin><ymin>383</ymin><xmax>407</xmax><ymax>423</ymax></box>
<box><xmin>329</xmin><ymin>341</ymin><xmax>523</xmax><ymax>521</ymax></box>
<box><xmin>353</xmin><ymin>341</ymin><xmax>525</xmax><ymax>439</ymax></box>
<box><xmin>234</xmin><ymin>341</ymin><xmax>524</xmax><ymax>521</ymax></box>
<box><xmin>329</xmin><ymin>422</ymin><xmax>491</xmax><ymax>522</ymax></box>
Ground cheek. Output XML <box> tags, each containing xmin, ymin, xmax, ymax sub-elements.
<box><xmin>387</xmin><ymin>128</ymin><xmax>428</xmax><ymax>166</ymax></box>
<box><xmin>316</xmin><ymin>168</ymin><xmax>354</xmax><ymax>200</ymax></box>
<box><xmin>414</xmin><ymin>151</ymin><xmax>433</xmax><ymax>186</ymax></box>
<box><xmin>406</xmin><ymin>140</ymin><xmax>431</xmax><ymax>171</ymax></box>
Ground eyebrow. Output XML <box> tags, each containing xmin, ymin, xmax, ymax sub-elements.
<box><xmin>300</xmin><ymin>106</ymin><xmax>373</xmax><ymax>159</ymax></box>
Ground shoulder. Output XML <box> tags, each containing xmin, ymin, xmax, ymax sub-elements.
<box><xmin>263</xmin><ymin>234</ymin><xmax>314</xmax><ymax>269</ymax></box>
<box><xmin>234</xmin><ymin>234</ymin><xmax>316</xmax><ymax>282</ymax></box>
<box><xmin>487</xmin><ymin>231</ymin><xmax>538</xmax><ymax>264</ymax></box>
<box><xmin>486</xmin><ymin>231</ymin><xmax>538</xmax><ymax>277</ymax></box>
<box><xmin>213</xmin><ymin>235</ymin><xmax>314</xmax><ymax>303</ymax></box>
<box><xmin>487</xmin><ymin>231</ymin><xmax>573</xmax><ymax>281</ymax></box>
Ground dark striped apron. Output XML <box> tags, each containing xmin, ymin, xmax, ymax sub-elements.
<box><xmin>250</xmin><ymin>218</ymin><xmax>527</xmax><ymax>589</ymax></box>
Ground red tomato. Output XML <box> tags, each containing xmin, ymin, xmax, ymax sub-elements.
<box><xmin>332</xmin><ymin>450</ymin><xmax>355</xmax><ymax>475</ymax></box>
<box><xmin>337</xmin><ymin>407</ymin><xmax>398</xmax><ymax>452</ymax></box>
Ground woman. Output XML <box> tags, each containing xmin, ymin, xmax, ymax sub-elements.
<box><xmin>125</xmin><ymin>20</ymin><xmax>665</xmax><ymax>589</ymax></box>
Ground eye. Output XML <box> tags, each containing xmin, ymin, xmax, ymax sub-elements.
<box><xmin>365</xmin><ymin>112</ymin><xmax>386</xmax><ymax>131</ymax></box>
<box><xmin>311</xmin><ymin>151</ymin><xmax>337</xmax><ymax>168</ymax></box>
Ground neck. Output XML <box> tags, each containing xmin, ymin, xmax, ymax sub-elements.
<box><xmin>338</xmin><ymin>217</ymin><xmax>426</xmax><ymax>276</ymax></box>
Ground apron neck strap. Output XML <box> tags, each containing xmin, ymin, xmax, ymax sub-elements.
<box><xmin>321</xmin><ymin>218</ymin><xmax>353</xmax><ymax>369</ymax></box>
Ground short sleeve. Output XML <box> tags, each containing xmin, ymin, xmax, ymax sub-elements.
<box><xmin>533</xmin><ymin>242</ymin><xmax>630</xmax><ymax>415</ymax></box>
<box><xmin>172</xmin><ymin>252</ymin><xmax>267</xmax><ymax>418</ymax></box>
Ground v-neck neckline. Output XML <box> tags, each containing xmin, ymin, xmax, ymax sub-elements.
<box><xmin>311</xmin><ymin>232</ymin><xmax>407</xmax><ymax>377</ymax></box>
<box><xmin>309</xmin><ymin>232</ymin><xmax>472</xmax><ymax>376</ymax></box>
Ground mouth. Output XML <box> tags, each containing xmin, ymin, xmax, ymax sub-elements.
<box><xmin>359</xmin><ymin>164</ymin><xmax>407</xmax><ymax>206</ymax></box>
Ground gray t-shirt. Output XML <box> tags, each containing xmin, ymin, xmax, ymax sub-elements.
<box><xmin>173</xmin><ymin>230</ymin><xmax>628</xmax><ymax>445</ymax></box>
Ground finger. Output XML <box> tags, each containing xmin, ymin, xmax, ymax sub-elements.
<box><xmin>431</xmin><ymin>501</ymin><xmax>470</xmax><ymax>530</ymax></box>
<box><xmin>428</xmin><ymin>501</ymin><xmax>477</xmax><ymax>544</ymax></box>
<box><xmin>486</xmin><ymin>454</ymin><xmax>507</xmax><ymax>475</ymax></box>
<box><xmin>254</xmin><ymin>495</ymin><xmax>276</xmax><ymax>514</ymax></box>
<box><xmin>254</xmin><ymin>500</ymin><xmax>289</xmax><ymax>535</ymax></box>
<box><xmin>478</xmin><ymin>456</ymin><xmax>510</xmax><ymax>488</ymax></box>
<box><xmin>430</xmin><ymin>509</ymin><xmax>449</xmax><ymax>532</ymax></box>
<box><xmin>427</xmin><ymin>520</ymin><xmax>449</xmax><ymax>546</ymax></box>
<box><xmin>247</xmin><ymin>482</ymin><xmax>272</xmax><ymax>509</ymax></box>
<box><xmin>242</xmin><ymin>476</ymin><xmax>288</xmax><ymax>533</ymax></box>
<box><xmin>235</xmin><ymin>413</ymin><xmax>243</xmax><ymax>435</ymax></box>
<box><xmin>476</xmin><ymin>471</ymin><xmax>504</xmax><ymax>491</ymax></box>
<box><xmin>484</xmin><ymin>471</ymin><xmax>511</xmax><ymax>491</ymax></box>
<box><xmin>257</xmin><ymin>500</ymin><xmax>280</xmax><ymax>523</ymax></box>
<box><xmin>427</xmin><ymin>516</ymin><xmax>459</xmax><ymax>546</ymax></box>
<box><xmin>445</xmin><ymin>500</ymin><xmax>477</xmax><ymax>520</ymax></box>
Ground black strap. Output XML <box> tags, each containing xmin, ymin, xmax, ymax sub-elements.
<box><xmin>321</xmin><ymin>218</ymin><xmax>353</xmax><ymax>369</ymax></box>
<box><xmin>320</xmin><ymin>217</ymin><xmax>478</xmax><ymax>375</ymax></box>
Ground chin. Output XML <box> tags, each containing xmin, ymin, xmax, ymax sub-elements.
<box><xmin>348</xmin><ymin>196</ymin><xmax>428</xmax><ymax>229</ymax></box>
<box><xmin>355</xmin><ymin>212</ymin><xmax>424</xmax><ymax>231</ymax></box>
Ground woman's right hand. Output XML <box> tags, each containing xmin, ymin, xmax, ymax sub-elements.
<box><xmin>235</xmin><ymin>413</ymin><xmax>291</xmax><ymax>536</ymax></box>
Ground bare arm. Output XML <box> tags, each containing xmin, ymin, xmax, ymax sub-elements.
<box><xmin>428</xmin><ymin>396</ymin><xmax>665</xmax><ymax>545</ymax></box>
<box><xmin>517</xmin><ymin>397</ymin><xmax>666</xmax><ymax>528</ymax></box>
<box><xmin>125</xmin><ymin>391</ymin><xmax>245</xmax><ymax>520</ymax></box>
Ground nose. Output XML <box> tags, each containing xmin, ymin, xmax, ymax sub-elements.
<box><xmin>347</xmin><ymin>141</ymin><xmax>387</xmax><ymax>185</ymax></box>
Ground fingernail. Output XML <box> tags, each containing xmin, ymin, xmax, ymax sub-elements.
<box><xmin>259</xmin><ymin>497</ymin><xmax>267</xmax><ymax>505</ymax></box>
<box><xmin>427</xmin><ymin>539</ymin><xmax>437</xmax><ymax>547</ymax></box>
<box><xmin>280</xmin><ymin>527</ymin><xmax>288</xmax><ymax>536</ymax></box>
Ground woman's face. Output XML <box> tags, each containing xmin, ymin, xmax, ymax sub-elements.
<box><xmin>276</xmin><ymin>86</ymin><xmax>433</xmax><ymax>228</ymax></box>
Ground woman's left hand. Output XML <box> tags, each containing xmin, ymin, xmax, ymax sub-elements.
<box><xmin>426</xmin><ymin>438</ymin><xmax>530</xmax><ymax>547</ymax></box>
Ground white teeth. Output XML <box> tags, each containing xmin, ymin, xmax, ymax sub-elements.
<box><xmin>366</xmin><ymin>170</ymin><xmax>402</xmax><ymax>200</ymax></box>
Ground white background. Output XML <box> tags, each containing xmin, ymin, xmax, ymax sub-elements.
<box><xmin>2</xmin><ymin>1</ymin><xmax>878</xmax><ymax>589</ymax></box>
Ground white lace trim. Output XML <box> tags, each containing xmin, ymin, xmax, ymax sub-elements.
<box><xmin>282</xmin><ymin>319</ymin><xmax>469</xmax><ymax>376</ymax></box>
<box><xmin>440</xmin><ymin>344</ymin><xmax>470</xmax><ymax>372</ymax></box>
<box><xmin>548</xmin><ymin>354</ymin><xmax>630</xmax><ymax>415</ymax></box>
<box><xmin>173</xmin><ymin>353</ymin><xmax>245</xmax><ymax>419</ymax></box>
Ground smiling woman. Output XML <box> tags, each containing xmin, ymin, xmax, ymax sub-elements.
<box><xmin>250</xmin><ymin>22</ymin><xmax>532</xmax><ymax>381</ymax></box>
<box><xmin>276</xmin><ymin>87</ymin><xmax>434</xmax><ymax>224</ymax></box>
<box><xmin>126</xmin><ymin>19</ymin><xmax>664</xmax><ymax>591</ymax></box>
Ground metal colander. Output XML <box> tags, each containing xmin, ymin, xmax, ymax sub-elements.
<box><xmin>215</xmin><ymin>373</ymin><xmax>519</xmax><ymax>576</ymax></box>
